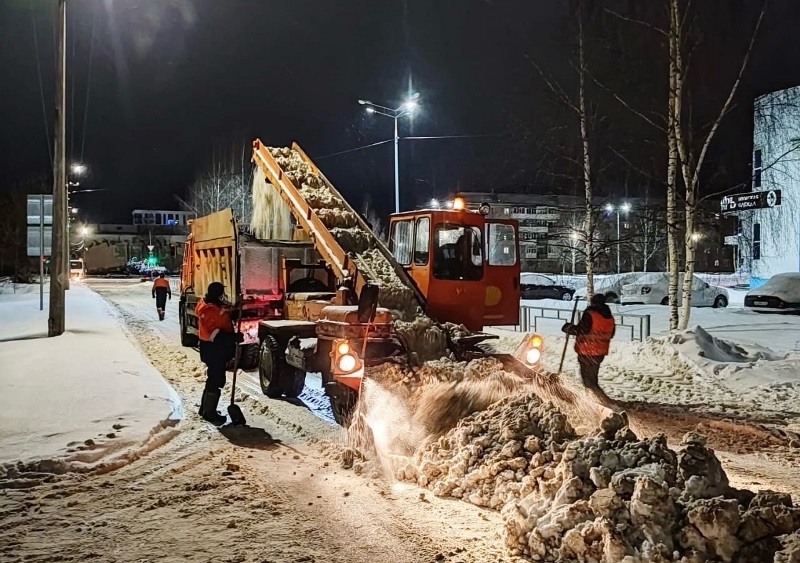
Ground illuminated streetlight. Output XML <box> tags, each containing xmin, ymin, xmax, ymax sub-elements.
<box><xmin>606</xmin><ymin>202</ymin><xmax>631</xmax><ymax>273</ymax></box>
<box><xmin>691</xmin><ymin>232</ymin><xmax>702</xmax><ymax>242</ymax></box>
<box><xmin>79</xmin><ymin>226</ymin><xmax>90</xmax><ymax>236</ymax></box>
<box><xmin>569</xmin><ymin>231</ymin><xmax>579</xmax><ymax>275</ymax></box>
<box><xmin>70</xmin><ymin>207</ymin><xmax>78</xmax><ymax>214</ymax></box>
<box><xmin>430</xmin><ymin>198</ymin><xmax>440</xmax><ymax>209</ymax></box>
<box><xmin>357</xmin><ymin>93</ymin><xmax>421</xmax><ymax>213</ymax></box>
<box><xmin>71</xmin><ymin>163</ymin><xmax>86</xmax><ymax>176</ymax></box>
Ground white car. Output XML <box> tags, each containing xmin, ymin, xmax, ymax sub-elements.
<box><xmin>744</xmin><ymin>272</ymin><xmax>800</xmax><ymax>313</ymax></box>
<box><xmin>574</xmin><ymin>272</ymin><xmax>648</xmax><ymax>303</ymax></box>
<box><xmin>620</xmin><ymin>272</ymin><xmax>729</xmax><ymax>307</ymax></box>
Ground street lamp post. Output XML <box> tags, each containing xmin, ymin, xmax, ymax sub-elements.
<box><xmin>606</xmin><ymin>203</ymin><xmax>631</xmax><ymax>274</ymax></box>
<box><xmin>358</xmin><ymin>93</ymin><xmax>420</xmax><ymax>214</ymax></box>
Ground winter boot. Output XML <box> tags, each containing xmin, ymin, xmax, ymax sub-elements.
<box><xmin>157</xmin><ymin>308</ymin><xmax>165</xmax><ymax>321</ymax></box>
<box><xmin>200</xmin><ymin>389</ymin><xmax>227</xmax><ymax>425</ymax></box>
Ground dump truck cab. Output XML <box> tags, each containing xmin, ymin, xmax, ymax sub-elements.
<box><xmin>387</xmin><ymin>197</ymin><xmax>520</xmax><ymax>331</ymax></box>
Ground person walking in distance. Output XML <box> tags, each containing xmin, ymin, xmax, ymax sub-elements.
<box><xmin>195</xmin><ymin>282</ymin><xmax>239</xmax><ymax>425</ymax></box>
<box><xmin>151</xmin><ymin>273</ymin><xmax>171</xmax><ymax>321</ymax></box>
<box><xmin>561</xmin><ymin>293</ymin><xmax>616</xmax><ymax>401</ymax></box>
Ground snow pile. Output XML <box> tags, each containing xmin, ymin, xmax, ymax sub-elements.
<box><xmin>398</xmin><ymin>391</ymin><xmax>800</xmax><ymax>562</ymax></box>
<box><xmin>692</xmin><ymin>326</ymin><xmax>783</xmax><ymax>363</ymax></box>
<box><xmin>0</xmin><ymin>285</ymin><xmax>180</xmax><ymax>481</ymax></box>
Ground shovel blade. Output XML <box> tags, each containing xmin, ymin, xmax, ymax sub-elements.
<box><xmin>227</xmin><ymin>404</ymin><xmax>246</xmax><ymax>426</ymax></box>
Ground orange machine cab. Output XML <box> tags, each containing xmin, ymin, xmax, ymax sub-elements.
<box><xmin>388</xmin><ymin>203</ymin><xmax>520</xmax><ymax>331</ymax></box>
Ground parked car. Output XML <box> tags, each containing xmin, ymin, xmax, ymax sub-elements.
<box><xmin>744</xmin><ymin>272</ymin><xmax>800</xmax><ymax>313</ymax></box>
<box><xmin>574</xmin><ymin>272</ymin><xmax>648</xmax><ymax>303</ymax></box>
<box><xmin>520</xmin><ymin>273</ymin><xmax>576</xmax><ymax>301</ymax></box>
<box><xmin>620</xmin><ymin>272</ymin><xmax>729</xmax><ymax>307</ymax></box>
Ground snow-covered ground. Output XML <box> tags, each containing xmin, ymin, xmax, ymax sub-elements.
<box><xmin>0</xmin><ymin>282</ymin><xmax>181</xmax><ymax>477</ymax></box>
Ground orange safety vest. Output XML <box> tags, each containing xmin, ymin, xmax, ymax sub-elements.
<box><xmin>575</xmin><ymin>310</ymin><xmax>615</xmax><ymax>356</ymax></box>
<box><xmin>195</xmin><ymin>299</ymin><xmax>233</xmax><ymax>342</ymax></box>
<box><xmin>152</xmin><ymin>277</ymin><xmax>170</xmax><ymax>290</ymax></box>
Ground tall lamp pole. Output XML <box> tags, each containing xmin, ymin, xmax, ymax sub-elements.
<box><xmin>606</xmin><ymin>203</ymin><xmax>631</xmax><ymax>274</ymax></box>
<box><xmin>357</xmin><ymin>93</ymin><xmax>420</xmax><ymax>214</ymax></box>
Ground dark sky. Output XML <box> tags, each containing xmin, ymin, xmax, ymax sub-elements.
<box><xmin>1</xmin><ymin>0</ymin><xmax>799</xmax><ymax>223</ymax></box>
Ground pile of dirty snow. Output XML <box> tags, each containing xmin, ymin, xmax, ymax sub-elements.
<box><xmin>399</xmin><ymin>391</ymin><xmax>800</xmax><ymax>562</ymax></box>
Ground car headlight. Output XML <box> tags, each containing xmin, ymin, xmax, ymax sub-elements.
<box><xmin>641</xmin><ymin>287</ymin><xmax>651</xmax><ymax>294</ymax></box>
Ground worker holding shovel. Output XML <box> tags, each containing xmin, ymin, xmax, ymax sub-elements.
<box><xmin>561</xmin><ymin>293</ymin><xmax>616</xmax><ymax>401</ymax></box>
<box><xmin>195</xmin><ymin>282</ymin><xmax>240</xmax><ymax>425</ymax></box>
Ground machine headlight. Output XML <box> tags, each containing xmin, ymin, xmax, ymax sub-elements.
<box><xmin>525</xmin><ymin>348</ymin><xmax>541</xmax><ymax>365</ymax></box>
<box><xmin>338</xmin><ymin>354</ymin><xmax>357</xmax><ymax>373</ymax></box>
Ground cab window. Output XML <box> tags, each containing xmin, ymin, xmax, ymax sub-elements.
<box><xmin>414</xmin><ymin>217</ymin><xmax>430</xmax><ymax>265</ymax></box>
<box><xmin>487</xmin><ymin>223</ymin><xmax>517</xmax><ymax>266</ymax></box>
<box><xmin>390</xmin><ymin>220</ymin><xmax>413</xmax><ymax>265</ymax></box>
<box><xmin>432</xmin><ymin>224</ymin><xmax>483</xmax><ymax>280</ymax></box>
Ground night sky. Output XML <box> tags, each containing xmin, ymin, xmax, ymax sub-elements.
<box><xmin>1</xmin><ymin>0</ymin><xmax>799</xmax><ymax>223</ymax></box>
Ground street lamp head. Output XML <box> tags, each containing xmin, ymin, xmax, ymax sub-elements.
<box><xmin>365</xmin><ymin>107</ymin><xmax>375</xmax><ymax>114</ymax></box>
<box><xmin>570</xmin><ymin>232</ymin><xmax>578</xmax><ymax>240</ymax></box>
<box><xmin>71</xmin><ymin>163</ymin><xmax>86</xmax><ymax>176</ymax></box>
<box><xmin>80</xmin><ymin>226</ymin><xmax>90</xmax><ymax>236</ymax></box>
<box><xmin>621</xmin><ymin>203</ymin><xmax>631</xmax><ymax>213</ymax></box>
<box><xmin>691</xmin><ymin>232</ymin><xmax>702</xmax><ymax>242</ymax></box>
<box><xmin>358</xmin><ymin>99</ymin><xmax>370</xmax><ymax>105</ymax></box>
<box><xmin>605</xmin><ymin>203</ymin><xmax>614</xmax><ymax>213</ymax></box>
<box><xmin>410</xmin><ymin>92</ymin><xmax>420</xmax><ymax>100</ymax></box>
<box><xmin>402</xmin><ymin>100</ymin><xmax>418</xmax><ymax>112</ymax></box>
<box><xmin>71</xmin><ymin>207</ymin><xmax>79</xmax><ymax>214</ymax></box>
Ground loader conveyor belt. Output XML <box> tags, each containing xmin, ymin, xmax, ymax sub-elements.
<box><xmin>251</xmin><ymin>139</ymin><xmax>429</xmax><ymax>315</ymax></box>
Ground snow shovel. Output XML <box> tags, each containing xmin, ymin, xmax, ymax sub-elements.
<box><xmin>558</xmin><ymin>295</ymin><xmax>581</xmax><ymax>373</ymax></box>
<box><xmin>227</xmin><ymin>300</ymin><xmax>247</xmax><ymax>426</ymax></box>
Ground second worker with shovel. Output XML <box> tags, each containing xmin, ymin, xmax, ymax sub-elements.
<box><xmin>561</xmin><ymin>293</ymin><xmax>616</xmax><ymax>402</ymax></box>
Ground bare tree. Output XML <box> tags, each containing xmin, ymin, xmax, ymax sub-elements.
<box><xmin>361</xmin><ymin>196</ymin><xmax>387</xmax><ymax>242</ymax></box>
<box><xmin>673</xmin><ymin>0</ymin><xmax>765</xmax><ymax>329</ymax></box>
<box><xmin>178</xmin><ymin>143</ymin><xmax>254</xmax><ymax>226</ymax></box>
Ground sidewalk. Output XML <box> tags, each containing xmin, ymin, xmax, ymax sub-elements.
<box><xmin>0</xmin><ymin>283</ymin><xmax>181</xmax><ymax>476</ymax></box>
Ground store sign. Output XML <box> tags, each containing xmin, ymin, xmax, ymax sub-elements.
<box><xmin>720</xmin><ymin>190</ymin><xmax>781</xmax><ymax>212</ymax></box>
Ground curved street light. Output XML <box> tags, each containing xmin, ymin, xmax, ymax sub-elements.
<box><xmin>357</xmin><ymin>93</ymin><xmax>420</xmax><ymax>213</ymax></box>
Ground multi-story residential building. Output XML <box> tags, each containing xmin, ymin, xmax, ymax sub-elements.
<box><xmin>743</xmin><ymin>85</ymin><xmax>800</xmax><ymax>280</ymax></box>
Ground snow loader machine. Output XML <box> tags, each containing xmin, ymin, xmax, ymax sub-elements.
<box><xmin>182</xmin><ymin>139</ymin><xmax>556</xmax><ymax>425</ymax></box>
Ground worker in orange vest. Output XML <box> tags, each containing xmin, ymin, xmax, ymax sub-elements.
<box><xmin>151</xmin><ymin>273</ymin><xmax>171</xmax><ymax>321</ymax></box>
<box><xmin>562</xmin><ymin>293</ymin><xmax>616</xmax><ymax>397</ymax></box>
<box><xmin>195</xmin><ymin>282</ymin><xmax>239</xmax><ymax>425</ymax></box>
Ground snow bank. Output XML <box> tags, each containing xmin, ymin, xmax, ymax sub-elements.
<box><xmin>0</xmin><ymin>285</ymin><xmax>180</xmax><ymax>481</ymax></box>
<box><xmin>400</xmin><ymin>392</ymin><xmax>800</xmax><ymax>562</ymax></box>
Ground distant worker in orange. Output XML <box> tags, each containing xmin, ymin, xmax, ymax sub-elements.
<box><xmin>195</xmin><ymin>282</ymin><xmax>239</xmax><ymax>425</ymax></box>
<box><xmin>151</xmin><ymin>273</ymin><xmax>171</xmax><ymax>321</ymax></box>
<box><xmin>562</xmin><ymin>293</ymin><xmax>616</xmax><ymax>401</ymax></box>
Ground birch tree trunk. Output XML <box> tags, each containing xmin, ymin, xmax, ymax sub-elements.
<box><xmin>578</xmin><ymin>5</ymin><xmax>595</xmax><ymax>299</ymax></box>
<box><xmin>666</xmin><ymin>0</ymin><xmax>680</xmax><ymax>330</ymax></box>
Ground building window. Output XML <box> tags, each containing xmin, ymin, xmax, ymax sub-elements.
<box><xmin>753</xmin><ymin>222</ymin><xmax>761</xmax><ymax>260</ymax></box>
<box><xmin>753</xmin><ymin>149</ymin><xmax>762</xmax><ymax>188</ymax></box>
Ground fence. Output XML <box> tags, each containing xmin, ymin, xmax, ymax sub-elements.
<box><xmin>516</xmin><ymin>305</ymin><xmax>651</xmax><ymax>342</ymax></box>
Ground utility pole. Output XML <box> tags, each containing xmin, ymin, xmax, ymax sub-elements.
<box><xmin>48</xmin><ymin>0</ymin><xmax>67</xmax><ymax>337</ymax></box>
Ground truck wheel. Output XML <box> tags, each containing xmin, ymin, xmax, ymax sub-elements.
<box><xmin>179</xmin><ymin>303</ymin><xmax>198</xmax><ymax>347</ymax></box>
<box><xmin>238</xmin><ymin>343</ymin><xmax>260</xmax><ymax>371</ymax></box>
<box><xmin>328</xmin><ymin>383</ymin><xmax>358</xmax><ymax>426</ymax></box>
<box><xmin>258</xmin><ymin>337</ymin><xmax>283</xmax><ymax>398</ymax></box>
<box><xmin>284</xmin><ymin>369</ymin><xmax>306</xmax><ymax>399</ymax></box>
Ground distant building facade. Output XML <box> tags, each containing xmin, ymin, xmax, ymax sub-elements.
<box><xmin>744</xmin><ymin>85</ymin><xmax>800</xmax><ymax>279</ymax></box>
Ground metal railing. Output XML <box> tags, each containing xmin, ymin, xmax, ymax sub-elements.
<box><xmin>517</xmin><ymin>305</ymin><xmax>651</xmax><ymax>341</ymax></box>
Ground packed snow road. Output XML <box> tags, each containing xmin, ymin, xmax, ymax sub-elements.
<box><xmin>0</xmin><ymin>279</ymin><xmax>515</xmax><ymax>563</ymax></box>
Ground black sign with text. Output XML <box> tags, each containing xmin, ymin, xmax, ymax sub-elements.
<box><xmin>720</xmin><ymin>190</ymin><xmax>781</xmax><ymax>212</ymax></box>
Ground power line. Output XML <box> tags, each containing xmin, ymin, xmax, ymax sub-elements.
<box><xmin>29</xmin><ymin>0</ymin><xmax>53</xmax><ymax>173</ymax></box>
<box><xmin>314</xmin><ymin>139</ymin><xmax>392</xmax><ymax>160</ymax></box>
<box><xmin>402</xmin><ymin>133</ymin><xmax>502</xmax><ymax>140</ymax></box>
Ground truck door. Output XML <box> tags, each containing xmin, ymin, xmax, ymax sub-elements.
<box><xmin>483</xmin><ymin>220</ymin><xmax>520</xmax><ymax>326</ymax></box>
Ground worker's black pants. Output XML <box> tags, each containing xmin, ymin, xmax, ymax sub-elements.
<box><xmin>577</xmin><ymin>355</ymin><xmax>605</xmax><ymax>388</ymax></box>
<box><xmin>199</xmin><ymin>340</ymin><xmax>229</xmax><ymax>392</ymax></box>
<box><xmin>154</xmin><ymin>288</ymin><xmax>169</xmax><ymax>311</ymax></box>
